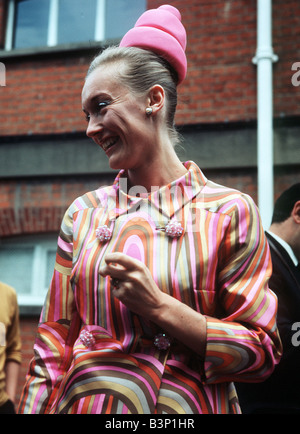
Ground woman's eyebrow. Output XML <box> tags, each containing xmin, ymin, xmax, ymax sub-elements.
<box><xmin>83</xmin><ymin>92</ymin><xmax>111</xmax><ymax>109</ymax></box>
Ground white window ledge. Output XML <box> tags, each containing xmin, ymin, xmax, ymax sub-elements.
<box><xmin>0</xmin><ymin>39</ymin><xmax>119</xmax><ymax>59</ymax></box>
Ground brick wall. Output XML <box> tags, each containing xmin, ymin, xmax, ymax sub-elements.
<box><xmin>1</xmin><ymin>0</ymin><xmax>299</xmax><ymax>136</ymax></box>
<box><xmin>0</xmin><ymin>54</ymin><xmax>89</xmax><ymax>136</ymax></box>
<box><xmin>0</xmin><ymin>177</ymin><xmax>109</xmax><ymax>237</ymax></box>
<box><xmin>172</xmin><ymin>0</ymin><xmax>258</xmax><ymax>124</ymax></box>
<box><xmin>273</xmin><ymin>0</ymin><xmax>300</xmax><ymax>118</ymax></box>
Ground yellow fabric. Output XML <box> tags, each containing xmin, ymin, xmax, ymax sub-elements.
<box><xmin>0</xmin><ymin>282</ymin><xmax>22</xmax><ymax>407</ymax></box>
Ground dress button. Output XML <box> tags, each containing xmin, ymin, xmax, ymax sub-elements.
<box><xmin>79</xmin><ymin>330</ymin><xmax>96</xmax><ymax>348</ymax></box>
<box><xmin>95</xmin><ymin>224</ymin><xmax>112</xmax><ymax>242</ymax></box>
<box><xmin>165</xmin><ymin>220</ymin><xmax>184</xmax><ymax>238</ymax></box>
<box><xmin>154</xmin><ymin>333</ymin><xmax>171</xmax><ymax>350</ymax></box>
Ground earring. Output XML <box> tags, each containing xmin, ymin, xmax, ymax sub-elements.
<box><xmin>146</xmin><ymin>107</ymin><xmax>153</xmax><ymax>116</ymax></box>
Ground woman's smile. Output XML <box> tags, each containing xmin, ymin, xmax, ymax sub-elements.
<box><xmin>101</xmin><ymin>136</ymin><xmax>119</xmax><ymax>153</ymax></box>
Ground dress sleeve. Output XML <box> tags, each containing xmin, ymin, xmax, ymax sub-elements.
<box><xmin>202</xmin><ymin>193</ymin><xmax>282</xmax><ymax>384</ymax></box>
<box><xmin>18</xmin><ymin>204</ymin><xmax>81</xmax><ymax>414</ymax></box>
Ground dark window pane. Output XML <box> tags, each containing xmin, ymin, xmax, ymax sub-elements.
<box><xmin>14</xmin><ymin>0</ymin><xmax>50</xmax><ymax>48</ymax></box>
<box><xmin>13</xmin><ymin>0</ymin><xmax>146</xmax><ymax>49</ymax></box>
<box><xmin>58</xmin><ymin>0</ymin><xmax>97</xmax><ymax>44</ymax></box>
<box><xmin>105</xmin><ymin>0</ymin><xmax>146</xmax><ymax>40</ymax></box>
<box><xmin>0</xmin><ymin>246</ymin><xmax>34</xmax><ymax>294</ymax></box>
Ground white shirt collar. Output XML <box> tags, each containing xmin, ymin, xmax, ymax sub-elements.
<box><xmin>267</xmin><ymin>230</ymin><xmax>299</xmax><ymax>267</ymax></box>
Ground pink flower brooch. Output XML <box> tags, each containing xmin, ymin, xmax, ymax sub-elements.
<box><xmin>79</xmin><ymin>330</ymin><xmax>96</xmax><ymax>349</ymax></box>
<box><xmin>95</xmin><ymin>224</ymin><xmax>112</xmax><ymax>242</ymax></box>
<box><xmin>165</xmin><ymin>220</ymin><xmax>184</xmax><ymax>238</ymax></box>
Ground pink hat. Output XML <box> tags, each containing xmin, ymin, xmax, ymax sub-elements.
<box><xmin>120</xmin><ymin>4</ymin><xmax>187</xmax><ymax>85</ymax></box>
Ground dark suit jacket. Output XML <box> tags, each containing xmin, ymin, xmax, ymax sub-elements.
<box><xmin>236</xmin><ymin>231</ymin><xmax>300</xmax><ymax>413</ymax></box>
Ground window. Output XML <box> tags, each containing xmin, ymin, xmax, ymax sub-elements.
<box><xmin>0</xmin><ymin>234</ymin><xmax>57</xmax><ymax>307</ymax></box>
<box><xmin>5</xmin><ymin>0</ymin><xmax>146</xmax><ymax>50</ymax></box>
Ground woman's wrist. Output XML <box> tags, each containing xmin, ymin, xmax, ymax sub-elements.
<box><xmin>150</xmin><ymin>292</ymin><xmax>207</xmax><ymax>358</ymax></box>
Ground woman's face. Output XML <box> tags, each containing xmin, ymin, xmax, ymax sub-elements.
<box><xmin>82</xmin><ymin>64</ymin><xmax>152</xmax><ymax>171</ymax></box>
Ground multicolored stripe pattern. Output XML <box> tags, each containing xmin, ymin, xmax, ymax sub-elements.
<box><xmin>18</xmin><ymin>161</ymin><xmax>282</xmax><ymax>414</ymax></box>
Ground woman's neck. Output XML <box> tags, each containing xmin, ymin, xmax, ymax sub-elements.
<box><xmin>127</xmin><ymin>152</ymin><xmax>187</xmax><ymax>193</ymax></box>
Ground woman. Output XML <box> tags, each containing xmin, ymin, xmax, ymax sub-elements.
<box><xmin>18</xmin><ymin>5</ymin><xmax>281</xmax><ymax>414</ymax></box>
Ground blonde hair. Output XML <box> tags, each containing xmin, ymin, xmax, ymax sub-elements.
<box><xmin>86</xmin><ymin>46</ymin><xmax>180</xmax><ymax>145</ymax></box>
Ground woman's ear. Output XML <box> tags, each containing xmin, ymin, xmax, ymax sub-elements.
<box><xmin>147</xmin><ymin>84</ymin><xmax>165</xmax><ymax>116</ymax></box>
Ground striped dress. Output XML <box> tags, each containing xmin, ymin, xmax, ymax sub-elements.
<box><xmin>18</xmin><ymin>161</ymin><xmax>282</xmax><ymax>414</ymax></box>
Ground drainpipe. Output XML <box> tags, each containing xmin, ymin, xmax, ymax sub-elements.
<box><xmin>252</xmin><ymin>0</ymin><xmax>278</xmax><ymax>229</ymax></box>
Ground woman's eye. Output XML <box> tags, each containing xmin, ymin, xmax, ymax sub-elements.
<box><xmin>84</xmin><ymin>101</ymin><xmax>109</xmax><ymax>122</ymax></box>
<box><xmin>98</xmin><ymin>101</ymin><xmax>108</xmax><ymax>111</ymax></box>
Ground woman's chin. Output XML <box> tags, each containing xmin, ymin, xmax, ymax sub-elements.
<box><xmin>108</xmin><ymin>154</ymin><xmax>124</xmax><ymax>171</ymax></box>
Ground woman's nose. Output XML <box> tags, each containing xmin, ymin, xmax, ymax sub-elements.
<box><xmin>86</xmin><ymin>117</ymin><xmax>103</xmax><ymax>138</ymax></box>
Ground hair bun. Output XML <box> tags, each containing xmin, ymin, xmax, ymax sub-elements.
<box><xmin>120</xmin><ymin>4</ymin><xmax>187</xmax><ymax>85</ymax></box>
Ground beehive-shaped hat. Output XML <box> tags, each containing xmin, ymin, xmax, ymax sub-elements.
<box><xmin>120</xmin><ymin>4</ymin><xmax>187</xmax><ymax>85</ymax></box>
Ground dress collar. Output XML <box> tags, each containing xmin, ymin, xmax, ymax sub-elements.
<box><xmin>108</xmin><ymin>161</ymin><xmax>207</xmax><ymax>221</ymax></box>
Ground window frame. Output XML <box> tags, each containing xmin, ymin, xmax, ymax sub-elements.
<box><xmin>0</xmin><ymin>234</ymin><xmax>58</xmax><ymax>308</ymax></box>
<box><xmin>5</xmin><ymin>0</ymin><xmax>106</xmax><ymax>51</ymax></box>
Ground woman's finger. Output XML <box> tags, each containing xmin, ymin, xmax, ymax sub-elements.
<box><xmin>104</xmin><ymin>252</ymin><xmax>142</xmax><ymax>270</ymax></box>
<box><xmin>99</xmin><ymin>261</ymin><xmax>126</xmax><ymax>279</ymax></box>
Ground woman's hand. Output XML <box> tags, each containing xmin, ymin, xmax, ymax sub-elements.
<box><xmin>99</xmin><ymin>252</ymin><xmax>164</xmax><ymax>318</ymax></box>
